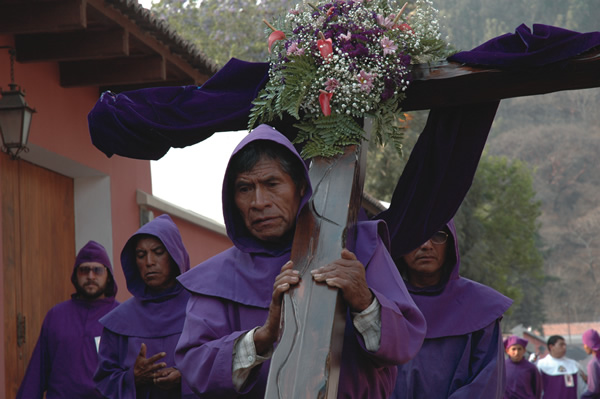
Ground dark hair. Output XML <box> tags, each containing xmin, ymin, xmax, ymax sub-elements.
<box><xmin>103</xmin><ymin>273</ymin><xmax>117</xmax><ymax>297</ymax></box>
<box><xmin>547</xmin><ymin>335</ymin><xmax>565</xmax><ymax>348</ymax></box>
<box><xmin>227</xmin><ymin>140</ymin><xmax>306</xmax><ymax>195</ymax></box>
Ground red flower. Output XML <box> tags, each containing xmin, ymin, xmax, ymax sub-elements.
<box><xmin>317</xmin><ymin>37</ymin><xmax>333</xmax><ymax>61</ymax></box>
<box><xmin>268</xmin><ymin>30</ymin><xmax>286</xmax><ymax>53</ymax></box>
<box><xmin>394</xmin><ymin>23</ymin><xmax>414</xmax><ymax>33</ymax></box>
<box><xmin>319</xmin><ymin>90</ymin><xmax>333</xmax><ymax>116</ymax></box>
<box><xmin>327</xmin><ymin>6</ymin><xmax>335</xmax><ymax>16</ymax></box>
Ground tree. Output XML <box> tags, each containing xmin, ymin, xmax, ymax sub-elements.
<box><xmin>152</xmin><ymin>0</ymin><xmax>302</xmax><ymax>67</ymax></box>
<box><xmin>455</xmin><ymin>155</ymin><xmax>546</xmax><ymax>331</ymax></box>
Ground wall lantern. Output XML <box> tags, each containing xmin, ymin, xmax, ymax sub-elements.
<box><xmin>0</xmin><ymin>47</ymin><xmax>35</xmax><ymax>160</ymax></box>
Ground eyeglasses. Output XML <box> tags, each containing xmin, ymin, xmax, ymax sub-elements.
<box><xmin>77</xmin><ymin>265</ymin><xmax>107</xmax><ymax>276</ymax></box>
<box><xmin>430</xmin><ymin>231</ymin><xmax>448</xmax><ymax>245</ymax></box>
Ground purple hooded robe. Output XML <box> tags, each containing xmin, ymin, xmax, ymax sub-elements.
<box><xmin>174</xmin><ymin>124</ymin><xmax>426</xmax><ymax>398</ymax></box>
<box><xmin>504</xmin><ymin>357</ymin><xmax>542</xmax><ymax>399</ymax></box>
<box><xmin>503</xmin><ymin>335</ymin><xmax>542</xmax><ymax>399</ymax></box>
<box><xmin>391</xmin><ymin>220</ymin><xmax>513</xmax><ymax>399</ymax></box>
<box><xmin>582</xmin><ymin>329</ymin><xmax>600</xmax><ymax>399</ymax></box>
<box><xmin>94</xmin><ymin>214</ymin><xmax>193</xmax><ymax>398</ymax></box>
<box><xmin>16</xmin><ymin>240</ymin><xmax>119</xmax><ymax>399</ymax></box>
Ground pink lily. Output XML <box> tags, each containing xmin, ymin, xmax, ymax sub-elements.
<box><xmin>319</xmin><ymin>90</ymin><xmax>333</xmax><ymax>116</ymax></box>
<box><xmin>264</xmin><ymin>19</ymin><xmax>286</xmax><ymax>53</ymax></box>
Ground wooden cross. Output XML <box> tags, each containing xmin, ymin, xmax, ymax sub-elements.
<box><xmin>265</xmin><ymin>47</ymin><xmax>600</xmax><ymax>398</ymax></box>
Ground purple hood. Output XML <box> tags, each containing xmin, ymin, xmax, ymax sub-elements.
<box><xmin>100</xmin><ymin>214</ymin><xmax>191</xmax><ymax>337</ymax></box>
<box><xmin>70</xmin><ymin>240</ymin><xmax>118</xmax><ymax>298</ymax></box>
<box><xmin>401</xmin><ymin>220</ymin><xmax>512</xmax><ymax>338</ymax></box>
<box><xmin>179</xmin><ymin>124</ymin><xmax>313</xmax><ymax>306</ymax></box>
<box><xmin>221</xmin><ymin>124</ymin><xmax>312</xmax><ymax>256</ymax></box>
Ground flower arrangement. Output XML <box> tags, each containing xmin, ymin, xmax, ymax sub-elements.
<box><xmin>249</xmin><ymin>0</ymin><xmax>451</xmax><ymax>158</ymax></box>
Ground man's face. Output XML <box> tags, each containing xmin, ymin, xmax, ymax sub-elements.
<box><xmin>76</xmin><ymin>261</ymin><xmax>109</xmax><ymax>299</ymax></box>
<box><xmin>135</xmin><ymin>236</ymin><xmax>177</xmax><ymax>292</ymax></box>
<box><xmin>401</xmin><ymin>233</ymin><xmax>448</xmax><ymax>287</ymax></box>
<box><xmin>506</xmin><ymin>344</ymin><xmax>526</xmax><ymax>363</ymax></box>
<box><xmin>550</xmin><ymin>339</ymin><xmax>567</xmax><ymax>358</ymax></box>
<box><xmin>234</xmin><ymin>157</ymin><xmax>305</xmax><ymax>243</ymax></box>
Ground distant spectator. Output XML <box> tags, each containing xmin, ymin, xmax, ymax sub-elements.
<box><xmin>503</xmin><ymin>335</ymin><xmax>542</xmax><ymax>399</ymax></box>
<box><xmin>581</xmin><ymin>329</ymin><xmax>600</xmax><ymax>398</ymax></box>
<box><xmin>537</xmin><ymin>335</ymin><xmax>586</xmax><ymax>399</ymax></box>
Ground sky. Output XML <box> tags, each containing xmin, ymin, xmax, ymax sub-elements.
<box><xmin>150</xmin><ymin>131</ymin><xmax>248</xmax><ymax>225</ymax></box>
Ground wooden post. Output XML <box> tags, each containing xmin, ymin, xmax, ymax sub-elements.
<box><xmin>265</xmin><ymin>120</ymin><xmax>371</xmax><ymax>398</ymax></box>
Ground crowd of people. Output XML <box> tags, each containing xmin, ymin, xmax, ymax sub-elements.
<box><xmin>16</xmin><ymin>124</ymin><xmax>600</xmax><ymax>398</ymax></box>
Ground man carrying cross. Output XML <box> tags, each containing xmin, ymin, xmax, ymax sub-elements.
<box><xmin>174</xmin><ymin>124</ymin><xmax>426</xmax><ymax>398</ymax></box>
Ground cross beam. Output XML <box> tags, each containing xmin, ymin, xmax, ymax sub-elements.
<box><xmin>402</xmin><ymin>47</ymin><xmax>600</xmax><ymax>111</ymax></box>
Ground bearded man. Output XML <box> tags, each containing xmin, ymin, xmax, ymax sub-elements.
<box><xmin>17</xmin><ymin>240</ymin><xmax>119</xmax><ymax>399</ymax></box>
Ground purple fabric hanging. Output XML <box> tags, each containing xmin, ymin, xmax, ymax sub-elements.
<box><xmin>449</xmin><ymin>24</ymin><xmax>600</xmax><ymax>67</ymax></box>
<box><xmin>88</xmin><ymin>59</ymin><xmax>270</xmax><ymax>159</ymax></box>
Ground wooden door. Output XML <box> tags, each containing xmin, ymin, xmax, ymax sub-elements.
<box><xmin>2</xmin><ymin>152</ymin><xmax>75</xmax><ymax>399</ymax></box>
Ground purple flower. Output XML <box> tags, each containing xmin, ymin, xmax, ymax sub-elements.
<box><xmin>356</xmin><ymin>70</ymin><xmax>375</xmax><ymax>93</ymax></box>
<box><xmin>381</xmin><ymin>79</ymin><xmax>395</xmax><ymax>100</ymax></box>
<box><xmin>380</xmin><ymin>36</ymin><xmax>397</xmax><ymax>55</ymax></box>
<box><xmin>342</xmin><ymin>42</ymin><xmax>369</xmax><ymax>57</ymax></box>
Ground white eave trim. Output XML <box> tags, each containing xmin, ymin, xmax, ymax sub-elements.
<box><xmin>136</xmin><ymin>190</ymin><xmax>227</xmax><ymax>236</ymax></box>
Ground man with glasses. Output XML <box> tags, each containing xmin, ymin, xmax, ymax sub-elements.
<box><xmin>17</xmin><ymin>240</ymin><xmax>119</xmax><ymax>399</ymax></box>
<box><xmin>390</xmin><ymin>220</ymin><xmax>513</xmax><ymax>399</ymax></box>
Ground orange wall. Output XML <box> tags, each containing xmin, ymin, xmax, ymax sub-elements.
<box><xmin>0</xmin><ymin>36</ymin><xmax>151</xmax><ymax>342</ymax></box>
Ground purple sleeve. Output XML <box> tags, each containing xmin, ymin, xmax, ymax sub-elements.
<box><xmin>366</xmin><ymin>239</ymin><xmax>426</xmax><ymax>365</ymax></box>
<box><xmin>175</xmin><ymin>295</ymin><xmax>261</xmax><ymax>398</ymax></box>
<box><xmin>376</xmin><ymin>101</ymin><xmax>499</xmax><ymax>259</ymax></box>
<box><xmin>582</xmin><ymin>359</ymin><xmax>600</xmax><ymax>399</ymax></box>
<box><xmin>94</xmin><ymin>328</ymin><xmax>137</xmax><ymax>399</ymax></box>
<box><xmin>16</xmin><ymin>325</ymin><xmax>49</xmax><ymax>399</ymax></box>
<box><xmin>447</xmin><ymin>320</ymin><xmax>506</xmax><ymax>399</ymax></box>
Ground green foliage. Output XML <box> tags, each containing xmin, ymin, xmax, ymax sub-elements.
<box><xmin>293</xmin><ymin>114</ymin><xmax>366</xmax><ymax>158</ymax></box>
<box><xmin>151</xmin><ymin>0</ymin><xmax>303</xmax><ymax>67</ymax></box>
<box><xmin>455</xmin><ymin>156</ymin><xmax>546</xmax><ymax>331</ymax></box>
<box><xmin>365</xmin><ymin>110</ymin><xmax>427</xmax><ymax>201</ymax></box>
<box><xmin>369</xmin><ymin>96</ymin><xmax>406</xmax><ymax>156</ymax></box>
